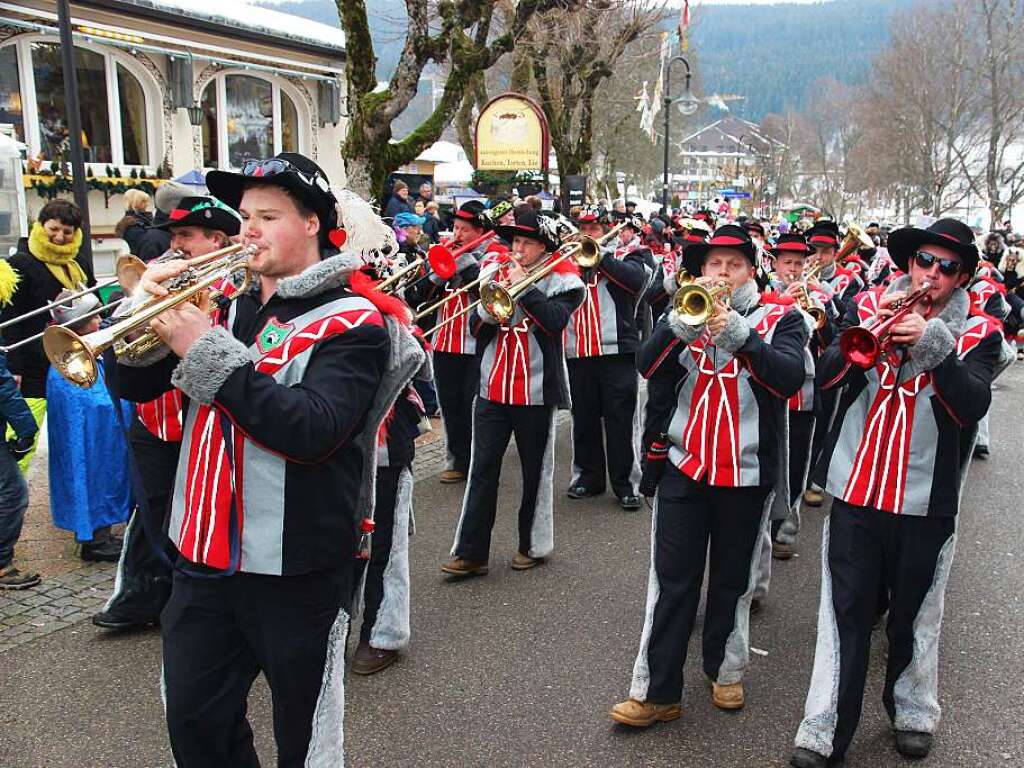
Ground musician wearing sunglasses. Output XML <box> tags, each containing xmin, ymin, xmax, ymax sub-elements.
<box><xmin>113</xmin><ymin>152</ymin><xmax>424</xmax><ymax>768</ymax></box>
<box><xmin>791</xmin><ymin>218</ymin><xmax>1007</xmax><ymax>768</ymax></box>
<box><xmin>442</xmin><ymin>210</ymin><xmax>583</xmax><ymax>577</ymax></box>
<box><xmin>612</xmin><ymin>224</ymin><xmax>807</xmax><ymax>728</ymax></box>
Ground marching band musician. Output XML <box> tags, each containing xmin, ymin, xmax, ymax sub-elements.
<box><xmin>790</xmin><ymin>218</ymin><xmax>1005</xmax><ymax>768</ymax></box>
<box><xmin>611</xmin><ymin>223</ymin><xmax>807</xmax><ymax>727</ymax></box>
<box><xmin>442</xmin><ymin>210</ymin><xmax>584</xmax><ymax>577</ymax></box>
<box><xmin>564</xmin><ymin>206</ymin><xmax>649</xmax><ymax>510</ymax></box>
<box><xmin>405</xmin><ymin>200</ymin><xmax>490</xmax><ymax>485</ymax></box>
<box><xmin>646</xmin><ymin>217</ymin><xmax>711</xmax><ymax>323</ymax></box>
<box><xmin>113</xmin><ymin>152</ymin><xmax>423</xmax><ymax>768</ymax></box>
<box><xmin>93</xmin><ymin>195</ymin><xmax>241</xmax><ymax>631</ymax></box>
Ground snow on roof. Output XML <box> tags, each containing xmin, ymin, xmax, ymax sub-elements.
<box><xmin>120</xmin><ymin>0</ymin><xmax>346</xmax><ymax>52</ymax></box>
<box><xmin>416</xmin><ymin>141</ymin><xmax>467</xmax><ymax>164</ymax></box>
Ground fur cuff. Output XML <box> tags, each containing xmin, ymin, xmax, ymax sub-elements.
<box><xmin>667</xmin><ymin>310</ymin><xmax>702</xmax><ymax>343</ymax></box>
<box><xmin>713</xmin><ymin>311</ymin><xmax>751</xmax><ymax>354</ymax></box>
<box><xmin>910</xmin><ymin>318</ymin><xmax>955</xmax><ymax>371</ymax></box>
<box><xmin>171</xmin><ymin>326</ymin><xmax>252</xmax><ymax>404</ymax></box>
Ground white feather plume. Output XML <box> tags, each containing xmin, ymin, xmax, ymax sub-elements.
<box><xmin>331</xmin><ymin>186</ymin><xmax>399</xmax><ymax>259</ymax></box>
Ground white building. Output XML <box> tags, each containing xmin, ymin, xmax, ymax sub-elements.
<box><xmin>0</xmin><ymin>0</ymin><xmax>347</xmax><ymax>230</ymax></box>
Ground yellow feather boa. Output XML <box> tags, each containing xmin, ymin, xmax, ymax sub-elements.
<box><xmin>0</xmin><ymin>259</ymin><xmax>19</xmax><ymax>307</ymax></box>
<box><xmin>28</xmin><ymin>222</ymin><xmax>87</xmax><ymax>290</ymax></box>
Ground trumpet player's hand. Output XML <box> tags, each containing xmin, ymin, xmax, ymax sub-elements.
<box><xmin>889</xmin><ymin>312</ymin><xmax>927</xmax><ymax>347</ymax></box>
<box><xmin>876</xmin><ymin>291</ymin><xmax>906</xmax><ymax>320</ymax></box>
<box><xmin>139</xmin><ymin>260</ymin><xmax>191</xmax><ymax>298</ymax></box>
<box><xmin>785</xmin><ymin>282</ymin><xmax>804</xmax><ymax>298</ymax></box>
<box><xmin>706</xmin><ymin>302</ymin><xmax>732</xmax><ymax>337</ymax></box>
<box><xmin>149</xmin><ymin>300</ymin><xmax>211</xmax><ymax>358</ymax></box>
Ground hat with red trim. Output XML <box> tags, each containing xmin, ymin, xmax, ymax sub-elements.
<box><xmin>769</xmin><ymin>231</ymin><xmax>810</xmax><ymax>256</ymax></box>
<box><xmin>494</xmin><ymin>209</ymin><xmax>559</xmax><ymax>251</ymax></box>
<box><xmin>887</xmin><ymin>217</ymin><xmax>979</xmax><ymax>274</ymax></box>
<box><xmin>151</xmin><ymin>195</ymin><xmax>241</xmax><ymax>236</ymax></box>
<box><xmin>452</xmin><ymin>199</ymin><xmax>487</xmax><ymax>229</ymax></box>
<box><xmin>806</xmin><ymin>219</ymin><xmax>840</xmax><ymax>249</ymax></box>
<box><xmin>683</xmin><ymin>223</ymin><xmax>757</xmax><ymax>276</ymax></box>
<box><xmin>575</xmin><ymin>204</ymin><xmax>608</xmax><ymax>225</ymax></box>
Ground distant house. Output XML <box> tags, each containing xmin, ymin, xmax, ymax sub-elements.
<box><xmin>0</xmin><ymin>0</ymin><xmax>347</xmax><ymax>226</ymax></box>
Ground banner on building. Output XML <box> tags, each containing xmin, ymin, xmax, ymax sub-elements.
<box><xmin>475</xmin><ymin>93</ymin><xmax>550</xmax><ymax>172</ymax></box>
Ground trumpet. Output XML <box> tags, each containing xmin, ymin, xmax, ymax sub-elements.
<box><xmin>44</xmin><ymin>243</ymin><xmax>257</xmax><ymax>388</ymax></box>
<box><xmin>376</xmin><ymin>246</ymin><xmax>457</xmax><ymax>294</ymax></box>
<box><xmin>673</xmin><ymin>280</ymin><xmax>731</xmax><ymax>326</ymax></box>
<box><xmin>839</xmin><ymin>281</ymin><xmax>932</xmax><ymax>368</ymax></box>
<box><xmin>795</xmin><ymin>261</ymin><xmax>827</xmax><ymax>329</ymax></box>
<box><xmin>676</xmin><ymin>267</ymin><xmax>695</xmax><ymax>287</ymax></box>
<box><xmin>837</xmin><ymin>223</ymin><xmax>874</xmax><ymax>263</ymax></box>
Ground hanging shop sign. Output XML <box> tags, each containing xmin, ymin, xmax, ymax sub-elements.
<box><xmin>475</xmin><ymin>93</ymin><xmax>550</xmax><ymax>173</ymax></box>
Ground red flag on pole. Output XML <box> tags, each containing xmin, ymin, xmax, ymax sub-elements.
<box><xmin>679</xmin><ymin>0</ymin><xmax>691</xmax><ymax>51</ymax></box>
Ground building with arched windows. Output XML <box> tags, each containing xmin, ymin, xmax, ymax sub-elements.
<box><xmin>0</xmin><ymin>0</ymin><xmax>345</xmax><ymax>230</ymax></box>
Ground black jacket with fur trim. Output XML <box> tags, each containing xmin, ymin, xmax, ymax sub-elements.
<box><xmin>115</xmin><ymin>253</ymin><xmax>424</xmax><ymax>576</ymax></box>
<box><xmin>814</xmin><ymin>276</ymin><xmax>1003</xmax><ymax>516</ymax></box>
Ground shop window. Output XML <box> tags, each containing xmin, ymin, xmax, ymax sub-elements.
<box><xmin>0</xmin><ymin>47</ymin><xmax>23</xmax><ymax>142</ymax></box>
<box><xmin>33</xmin><ymin>42</ymin><xmax>111</xmax><ymax>163</ymax></box>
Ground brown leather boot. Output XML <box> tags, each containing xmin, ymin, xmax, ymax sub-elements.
<box><xmin>440</xmin><ymin>557</ymin><xmax>489</xmax><ymax>577</ymax></box>
<box><xmin>511</xmin><ymin>552</ymin><xmax>542</xmax><ymax>570</ymax></box>
<box><xmin>440</xmin><ymin>470</ymin><xmax>466</xmax><ymax>484</ymax></box>
<box><xmin>351</xmin><ymin>642</ymin><xmax>398</xmax><ymax>675</ymax></box>
<box><xmin>609</xmin><ymin>698</ymin><xmax>682</xmax><ymax>727</ymax></box>
<box><xmin>712</xmin><ymin>681</ymin><xmax>745</xmax><ymax>710</ymax></box>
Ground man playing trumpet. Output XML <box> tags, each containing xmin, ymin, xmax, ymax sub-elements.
<box><xmin>790</xmin><ymin>218</ymin><xmax>1005</xmax><ymax>767</ymax></box>
<box><xmin>611</xmin><ymin>223</ymin><xmax>807</xmax><ymax>727</ymax></box>
<box><xmin>442</xmin><ymin>210</ymin><xmax>583</xmax><ymax>577</ymax></box>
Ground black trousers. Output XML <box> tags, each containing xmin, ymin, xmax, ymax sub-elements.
<box><xmin>433</xmin><ymin>352</ymin><xmax>479</xmax><ymax>474</ymax></box>
<box><xmin>106</xmin><ymin>421</ymin><xmax>178</xmax><ymax>618</ymax></box>
<box><xmin>453</xmin><ymin>399</ymin><xmax>554</xmax><ymax>562</ymax></box>
<box><xmin>357</xmin><ymin>464</ymin><xmax>409</xmax><ymax>646</ymax></box>
<box><xmin>162</xmin><ymin>566</ymin><xmax>354</xmax><ymax>768</ymax></box>
<box><xmin>637</xmin><ymin>467</ymin><xmax>769</xmax><ymax>703</ymax></box>
<box><xmin>568</xmin><ymin>354</ymin><xmax>638</xmax><ymax>497</ymax></box>
<box><xmin>806</xmin><ymin>500</ymin><xmax>956</xmax><ymax>760</ymax></box>
<box><xmin>788</xmin><ymin>410</ymin><xmax>816</xmax><ymax>508</ymax></box>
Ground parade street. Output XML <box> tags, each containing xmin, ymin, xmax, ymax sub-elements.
<box><xmin>1</xmin><ymin>366</ymin><xmax>1021</xmax><ymax>768</ymax></box>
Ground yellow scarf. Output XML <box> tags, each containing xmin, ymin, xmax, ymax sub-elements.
<box><xmin>28</xmin><ymin>222</ymin><xmax>87</xmax><ymax>290</ymax></box>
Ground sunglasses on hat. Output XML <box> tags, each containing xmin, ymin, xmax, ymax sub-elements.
<box><xmin>240</xmin><ymin>158</ymin><xmax>331</xmax><ymax>194</ymax></box>
<box><xmin>914</xmin><ymin>250</ymin><xmax>961</xmax><ymax>276</ymax></box>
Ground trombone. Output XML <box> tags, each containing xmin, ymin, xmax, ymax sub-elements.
<box><xmin>410</xmin><ymin>232</ymin><xmax>500</xmax><ymax>321</ymax></box>
<box><xmin>44</xmin><ymin>243</ymin><xmax>256</xmax><ymax>388</ymax></box>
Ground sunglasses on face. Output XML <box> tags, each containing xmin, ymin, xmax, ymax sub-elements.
<box><xmin>240</xmin><ymin>158</ymin><xmax>331</xmax><ymax>194</ymax></box>
<box><xmin>914</xmin><ymin>250</ymin><xmax>961</xmax><ymax>276</ymax></box>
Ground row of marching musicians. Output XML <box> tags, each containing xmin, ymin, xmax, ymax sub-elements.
<box><xmin>399</xmin><ymin>200</ymin><xmax>1010</xmax><ymax>767</ymax></box>
<box><xmin>33</xmin><ymin>148</ymin><xmax>1007</xmax><ymax>767</ymax></box>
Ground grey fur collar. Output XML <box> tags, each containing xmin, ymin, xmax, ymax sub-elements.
<box><xmin>538</xmin><ymin>270</ymin><xmax>584</xmax><ymax>297</ymax></box>
<box><xmin>885</xmin><ymin>274</ymin><xmax>969</xmax><ymax>337</ymax></box>
<box><xmin>731</xmin><ymin>279</ymin><xmax>760</xmax><ymax>314</ymax></box>
<box><xmin>276</xmin><ymin>251</ymin><xmax>362</xmax><ymax>300</ymax></box>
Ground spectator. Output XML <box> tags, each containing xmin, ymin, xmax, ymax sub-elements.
<box><xmin>0</xmin><ymin>266</ymin><xmax>40</xmax><ymax>589</ymax></box>
<box><xmin>525</xmin><ymin>195</ymin><xmax>543</xmax><ymax>211</ymax></box>
<box><xmin>114</xmin><ymin>189</ymin><xmax>153</xmax><ymax>255</ymax></box>
<box><xmin>0</xmin><ymin>199</ymin><xmax>95</xmax><ymax>471</ymax></box>
<box><xmin>415</xmin><ymin>181</ymin><xmax>434</xmax><ymax>206</ymax></box>
<box><xmin>385</xmin><ymin>180</ymin><xmax>414</xmax><ymax>219</ymax></box>
<box><xmin>423</xmin><ymin>200</ymin><xmax>442</xmax><ymax>242</ymax></box>
<box><xmin>45</xmin><ymin>291</ymin><xmax>134</xmax><ymax>562</ymax></box>
<box><xmin>414</xmin><ymin>200</ymin><xmax>426</xmax><ymax>217</ymax></box>
<box><xmin>135</xmin><ymin>181</ymin><xmax>191</xmax><ymax>262</ymax></box>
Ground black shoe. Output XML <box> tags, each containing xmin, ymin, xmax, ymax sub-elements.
<box><xmin>894</xmin><ymin>730</ymin><xmax>932</xmax><ymax>759</ymax></box>
<box><xmin>80</xmin><ymin>540</ymin><xmax>122</xmax><ymax>562</ymax></box>
<box><xmin>567</xmin><ymin>485</ymin><xmax>601</xmax><ymax>499</ymax></box>
<box><xmin>790</xmin><ymin>748</ymin><xmax>828</xmax><ymax>768</ymax></box>
<box><xmin>750</xmin><ymin>596</ymin><xmax>764</xmax><ymax>615</ymax></box>
<box><xmin>617</xmin><ymin>494</ymin><xmax>641</xmax><ymax>511</ymax></box>
<box><xmin>92</xmin><ymin>607</ymin><xmax>160</xmax><ymax>631</ymax></box>
<box><xmin>973</xmin><ymin>445</ymin><xmax>990</xmax><ymax>460</ymax></box>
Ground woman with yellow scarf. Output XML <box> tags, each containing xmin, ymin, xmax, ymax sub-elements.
<box><xmin>0</xmin><ymin>199</ymin><xmax>95</xmax><ymax>471</ymax></box>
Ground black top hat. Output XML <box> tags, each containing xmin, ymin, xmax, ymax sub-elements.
<box><xmin>683</xmin><ymin>224</ymin><xmax>757</xmax><ymax>276</ymax></box>
<box><xmin>744</xmin><ymin>219</ymin><xmax>766</xmax><ymax>237</ymax></box>
<box><xmin>769</xmin><ymin>232</ymin><xmax>810</xmax><ymax>256</ymax></box>
<box><xmin>206</xmin><ymin>152</ymin><xmax>337</xmax><ymax>231</ymax></box>
<box><xmin>494</xmin><ymin>209</ymin><xmax>559</xmax><ymax>251</ymax></box>
<box><xmin>806</xmin><ymin>219</ymin><xmax>840</xmax><ymax>248</ymax></box>
<box><xmin>453</xmin><ymin>200</ymin><xmax>487</xmax><ymax>228</ymax></box>
<box><xmin>151</xmin><ymin>195</ymin><xmax>241</xmax><ymax>236</ymax></box>
<box><xmin>612</xmin><ymin>211</ymin><xmax>646</xmax><ymax>231</ymax></box>
<box><xmin>887</xmin><ymin>217</ymin><xmax>979</xmax><ymax>274</ymax></box>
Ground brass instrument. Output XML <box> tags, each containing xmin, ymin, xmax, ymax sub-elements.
<box><xmin>44</xmin><ymin>243</ymin><xmax>257</xmax><ymax>388</ymax></box>
<box><xmin>676</xmin><ymin>267</ymin><xmax>695</xmax><ymax>287</ymax></box>
<box><xmin>796</xmin><ymin>260</ymin><xmax>827</xmax><ymax>329</ymax></box>
<box><xmin>673</xmin><ymin>280</ymin><xmax>731</xmax><ymax>326</ymax></box>
<box><xmin>410</xmin><ymin>232</ymin><xmax>500</xmax><ymax>321</ymax></box>
<box><xmin>839</xmin><ymin>280</ymin><xmax>933</xmax><ymax>368</ymax></box>
<box><xmin>836</xmin><ymin>223</ymin><xmax>875</xmax><ymax>263</ymax></box>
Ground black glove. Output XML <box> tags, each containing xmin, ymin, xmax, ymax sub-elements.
<box><xmin>639</xmin><ymin>434</ymin><xmax>670</xmax><ymax>498</ymax></box>
<box><xmin>7</xmin><ymin>435</ymin><xmax>34</xmax><ymax>460</ymax></box>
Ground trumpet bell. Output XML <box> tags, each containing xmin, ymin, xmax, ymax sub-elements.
<box><xmin>674</xmin><ymin>283</ymin><xmax>714</xmax><ymax>326</ymax></box>
<box><xmin>838</xmin><ymin>326</ymin><xmax>880</xmax><ymax>369</ymax></box>
<box><xmin>43</xmin><ymin>325</ymin><xmax>103</xmax><ymax>388</ymax></box>
<box><xmin>480</xmin><ymin>281</ymin><xmax>515</xmax><ymax>322</ymax></box>
<box><xmin>808</xmin><ymin>305</ymin><xmax>827</xmax><ymax>330</ymax></box>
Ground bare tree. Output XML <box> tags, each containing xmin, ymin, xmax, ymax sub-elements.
<box><xmin>337</xmin><ymin>0</ymin><xmax>575</xmax><ymax>198</ymax></box>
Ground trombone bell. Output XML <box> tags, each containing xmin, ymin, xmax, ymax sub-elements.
<box><xmin>480</xmin><ymin>282</ymin><xmax>515</xmax><ymax>322</ymax></box>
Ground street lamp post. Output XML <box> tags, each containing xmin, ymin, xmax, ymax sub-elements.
<box><xmin>662</xmin><ymin>55</ymin><xmax>700</xmax><ymax>213</ymax></box>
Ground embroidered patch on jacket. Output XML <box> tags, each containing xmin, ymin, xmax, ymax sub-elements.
<box><xmin>255</xmin><ymin>316</ymin><xmax>295</xmax><ymax>354</ymax></box>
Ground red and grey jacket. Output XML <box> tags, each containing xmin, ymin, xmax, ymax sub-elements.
<box><xmin>821</xmin><ymin>262</ymin><xmax>864</xmax><ymax>306</ymax></box>
<box><xmin>115</xmin><ymin>253</ymin><xmax>424</xmax><ymax>576</ymax></box>
<box><xmin>473</xmin><ymin>263</ymin><xmax>584</xmax><ymax>408</ymax></box>
<box><xmin>967</xmin><ymin>276</ymin><xmax>1010</xmax><ymax>324</ymax></box>
<box><xmin>638</xmin><ymin>280</ymin><xmax>808</xmax><ymax>488</ymax></box>
<box><xmin>136</xmin><ymin>389</ymin><xmax>184</xmax><ymax>442</ymax></box>
<box><xmin>761</xmin><ymin>288</ymin><xmax>818</xmax><ymax>413</ymax></box>
<box><xmin>814</xmin><ymin>276</ymin><xmax>1002</xmax><ymax>516</ymax></box>
<box><xmin>405</xmin><ymin>242</ymin><xmax>486</xmax><ymax>355</ymax></box>
<box><xmin>564</xmin><ymin>238</ymin><xmax>649</xmax><ymax>358</ymax></box>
